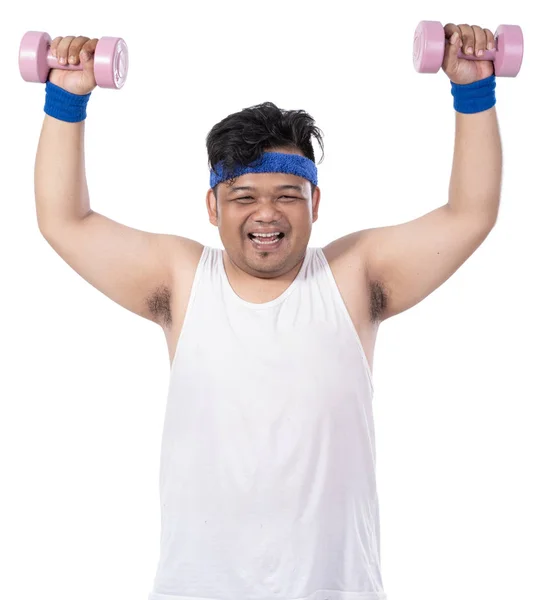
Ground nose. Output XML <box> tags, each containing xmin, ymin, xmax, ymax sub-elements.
<box><xmin>251</xmin><ymin>203</ymin><xmax>284</xmax><ymax>224</ymax></box>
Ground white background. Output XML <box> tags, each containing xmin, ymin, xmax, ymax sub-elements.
<box><xmin>1</xmin><ymin>1</ymin><xmax>550</xmax><ymax>599</ymax></box>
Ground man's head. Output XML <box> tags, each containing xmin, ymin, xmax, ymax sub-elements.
<box><xmin>205</xmin><ymin>102</ymin><xmax>324</xmax><ymax>279</ymax></box>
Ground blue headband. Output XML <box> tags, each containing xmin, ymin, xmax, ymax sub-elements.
<box><xmin>210</xmin><ymin>152</ymin><xmax>318</xmax><ymax>189</ymax></box>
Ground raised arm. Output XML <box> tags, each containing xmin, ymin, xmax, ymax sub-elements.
<box><xmin>35</xmin><ymin>35</ymin><xmax>202</xmax><ymax>328</ymax></box>
<box><xmin>330</xmin><ymin>23</ymin><xmax>503</xmax><ymax>322</ymax></box>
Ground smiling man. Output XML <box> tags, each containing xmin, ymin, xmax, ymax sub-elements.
<box><xmin>207</xmin><ymin>147</ymin><xmax>322</xmax><ymax>297</ymax></box>
<box><xmin>34</xmin><ymin>22</ymin><xmax>502</xmax><ymax>600</ymax></box>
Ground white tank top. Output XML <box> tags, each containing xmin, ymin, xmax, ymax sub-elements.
<box><xmin>148</xmin><ymin>246</ymin><xmax>387</xmax><ymax>600</ymax></box>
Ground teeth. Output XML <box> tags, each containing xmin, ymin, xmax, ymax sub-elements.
<box><xmin>250</xmin><ymin>232</ymin><xmax>282</xmax><ymax>246</ymax></box>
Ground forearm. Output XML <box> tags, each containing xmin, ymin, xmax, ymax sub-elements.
<box><xmin>447</xmin><ymin>107</ymin><xmax>502</xmax><ymax>223</ymax></box>
<box><xmin>35</xmin><ymin>115</ymin><xmax>91</xmax><ymax>232</ymax></box>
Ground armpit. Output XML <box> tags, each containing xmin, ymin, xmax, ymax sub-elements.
<box><xmin>147</xmin><ymin>285</ymin><xmax>172</xmax><ymax>328</ymax></box>
<box><xmin>370</xmin><ymin>280</ymin><xmax>389</xmax><ymax>323</ymax></box>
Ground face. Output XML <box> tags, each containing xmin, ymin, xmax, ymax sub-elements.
<box><xmin>206</xmin><ymin>148</ymin><xmax>321</xmax><ymax>279</ymax></box>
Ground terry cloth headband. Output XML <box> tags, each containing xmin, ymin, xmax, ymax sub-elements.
<box><xmin>210</xmin><ymin>152</ymin><xmax>318</xmax><ymax>189</ymax></box>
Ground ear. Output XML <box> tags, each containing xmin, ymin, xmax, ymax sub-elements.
<box><xmin>206</xmin><ymin>188</ymin><xmax>218</xmax><ymax>226</ymax></box>
<box><xmin>311</xmin><ymin>186</ymin><xmax>321</xmax><ymax>223</ymax></box>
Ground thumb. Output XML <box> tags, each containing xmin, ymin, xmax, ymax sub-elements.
<box><xmin>442</xmin><ymin>30</ymin><xmax>461</xmax><ymax>73</ymax></box>
<box><xmin>80</xmin><ymin>48</ymin><xmax>98</xmax><ymax>91</ymax></box>
<box><xmin>80</xmin><ymin>49</ymin><xmax>94</xmax><ymax>73</ymax></box>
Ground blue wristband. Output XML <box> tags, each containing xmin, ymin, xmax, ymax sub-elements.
<box><xmin>44</xmin><ymin>81</ymin><xmax>91</xmax><ymax>123</ymax></box>
<box><xmin>450</xmin><ymin>74</ymin><xmax>496</xmax><ymax>114</ymax></box>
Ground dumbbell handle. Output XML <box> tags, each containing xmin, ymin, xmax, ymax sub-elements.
<box><xmin>455</xmin><ymin>47</ymin><xmax>497</xmax><ymax>62</ymax></box>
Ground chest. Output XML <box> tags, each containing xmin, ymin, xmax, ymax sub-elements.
<box><xmin>164</xmin><ymin>250</ymin><xmax>379</xmax><ymax>370</ymax></box>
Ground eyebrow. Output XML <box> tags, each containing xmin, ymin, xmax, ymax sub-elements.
<box><xmin>228</xmin><ymin>184</ymin><xmax>304</xmax><ymax>194</ymax></box>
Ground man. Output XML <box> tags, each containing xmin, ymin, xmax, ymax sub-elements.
<box><xmin>35</xmin><ymin>23</ymin><xmax>501</xmax><ymax>600</ymax></box>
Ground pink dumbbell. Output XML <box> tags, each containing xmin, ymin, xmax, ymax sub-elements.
<box><xmin>413</xmin><ymin>21</ymin><xmax>524</xmax><ymax>77</ymax></box>
<box><xmin>19</xmin><ymin>31</ymin><xmax>129</xmax><ymax>89</ymax></box>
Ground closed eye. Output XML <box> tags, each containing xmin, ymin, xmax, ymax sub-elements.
<box><xmin>235</xmin><ymin>196</ymin><xmax>298</xmax><ymax>201</ymax></box>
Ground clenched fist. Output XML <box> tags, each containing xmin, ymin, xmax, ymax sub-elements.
<box><xmin>48</xmin><ymin>36</ymin><xmax>99</xmax><ymax>95</ymax></box>
<box><xmin>442</xmin><ymin>24</ymin><xmax>495</xmax><ymax>84</ymax></box>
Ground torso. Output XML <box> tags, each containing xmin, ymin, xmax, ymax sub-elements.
<box><xmin>162</xmin><ymin>243</ymin><xmax>380</xmax><ymax>372</ymax></box>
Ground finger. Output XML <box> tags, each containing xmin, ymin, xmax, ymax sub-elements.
<box><xmin>50</xmin><ymin>36</ymin><xmax>62</xmax><ymax>58</ymax></box>
<box><xmin>458</xmin><ymin>24</ymin><xmax>475</xmax><ymax>55</ymax></box>
<box><xmin>484</xmin><ymin>28</ymin><xmax>495</xmax><ymax>51</ymax></box>
<box><xmin>444</xmin><ymin>23</ymin><xmax>462</xmax><ymax>43</ymax></box>
<box><xmin>56</xmin><ymin>36</ymin><xmax>75</xmax><ymax>65</ymax></box>
<box><xmin>68</xmin><ymin>36</ymin><xmax>90</xmax><ymax>65</ymax></box>
<box><xmin>472</xmin><ymin>25</ymin><xmax>487</xmax><ymax>57</ymax></box>
<box><xmin>80</xmin><ymin>38</ymin><xmax>98</xmax><ymax>65</ymax></box>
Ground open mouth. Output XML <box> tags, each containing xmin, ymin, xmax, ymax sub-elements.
<box><xmin>247</xmin><ymin>232</ymin><xmax>285</xmax><ymax>250</ymax></box>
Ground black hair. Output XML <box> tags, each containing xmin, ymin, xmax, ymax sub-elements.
<box><xmin>206</xmin><ymin>102</ymin><xmax>324</xmax><ymax>198</ymax></box>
